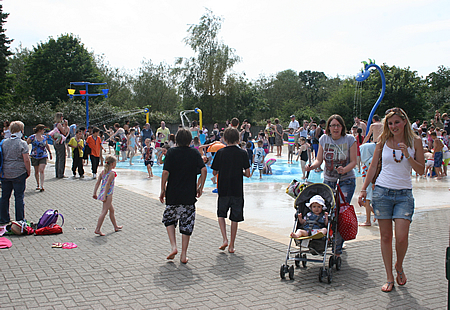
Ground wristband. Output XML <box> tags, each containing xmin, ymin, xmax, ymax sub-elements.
<box><xmin>405</xmin><ymin>154</ymin><xmax>411</xmax><ymax>159</ymax></box>
<box><xmin>360</xmin><ymin>190</ymin><xmax>366</xmax><ymax>192</ymax></box>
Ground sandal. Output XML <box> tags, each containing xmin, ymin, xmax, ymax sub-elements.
<box><xmin>35</xmin><ymin>186</ymin><xmax>40</xmax><ymax>191</ymax></box>
<box><xmin>381</xmin><ymin>281</ymin><xmax>394</xmax><ymax>292</ymax></box>
<box><xmin>40</xmin><ymin>188</ymin><xmax>45</xmax><ymax>192</ymax></box>
<box><xmin>396</xmin><ymin>268</ymin><xmax>407</xmax><ymax>286</ymax></box>
<box><xmin>52</xmin><ymin>242</ymin><xmax>63</xmax><ymax>248</ymax></box>
<box><xmin>62</xmin><ymin>242</ymin><xmax>77</xmax><ymax>249</ymax></box>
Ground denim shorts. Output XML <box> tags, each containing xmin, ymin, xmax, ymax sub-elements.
<box><xmin>372</xmin><ymin>185</ymin><xmax>414</xmax><ymax>222</ymax></box>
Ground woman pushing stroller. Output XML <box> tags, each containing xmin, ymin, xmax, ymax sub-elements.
<box><xmin>305</xmin><ymin>114</ymin><xmax>357</xmax><ymax>257</ymax></box>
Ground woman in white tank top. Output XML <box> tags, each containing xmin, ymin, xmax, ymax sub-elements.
<box><xmin>358</xmin><ymin>108</ymin><xmax>424</xmax><ymax>293</ymax></box>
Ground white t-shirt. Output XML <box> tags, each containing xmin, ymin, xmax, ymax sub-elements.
<box><xmin>319</xmin><ymin>134</ymin><xmax>356</xmax><ymax>182</ymax></box>
<box><xmin>289</xmin><ymin>120</ymin><xmax>300</xmax><ymax>136</ymax></box>
<box><xmin>376</xmin><ymin>144</ymin><xmax>415</xmax><ymax>190</ymax></box>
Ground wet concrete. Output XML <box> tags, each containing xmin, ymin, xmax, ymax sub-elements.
<box><xmin>114</xmin><ymin>147</ymin><xmax>450</xmax><ymax>246</ymax></box>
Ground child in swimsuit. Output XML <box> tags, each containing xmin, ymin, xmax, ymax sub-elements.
<box><xmin>93</xmin><ymin>155</ymin><xmax>122</xmax><ymax>236</ymax></box>
<box><xmin>296</xmin><ymin>137</ymin><xmax>311</xmax><ymax>179</ymax></box>
<box><xmin>127</xmin><ymin>128</ymin><xmax>136</xmax><ymax>165</ymax></box>
<box><xmin>143</xmin><ymin>138</ymin><xmax>154</xmax><ymax>178</ymax></box>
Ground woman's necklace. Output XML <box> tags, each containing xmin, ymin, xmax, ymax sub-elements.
<box><xmin>392</xmin><ymin>149</ymin><xmax>404</xmax><ymax>163</ymax></box>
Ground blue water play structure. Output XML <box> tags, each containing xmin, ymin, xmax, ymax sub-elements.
<box><xmin>67</xmin><ymin>82</ymin><xmax>109</xmax><ymax>127</ymax></box>
<box><xmin>355</xmin><ymin>59</ymin><xmax>386</xmax><ymax>136</ymax></box>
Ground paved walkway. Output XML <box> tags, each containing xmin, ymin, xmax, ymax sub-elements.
<box><xmin>0</xmin><ymin>162</ymin><xmax>448</xmax><ymax>309</ymax></box>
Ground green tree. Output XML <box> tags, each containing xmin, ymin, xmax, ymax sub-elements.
<box><xmin>132</xmin><ymin>60</ymin><xmax>180</xmax><ymax>113</ymax></box>
<box><xmin>298</xmin><ymin>70</ymin><xmax>330</xmax><ymax>107</ymax></box>
<box><xmin>0</xmin><ymin>5</ymin><xmax>13</xmax><ymax>104</ymax></box>
<box><xmin>427</xmin><ymin>65</ymin><xmax>450</xmax><ymax>92</ymax></box>
<box><xmin>318</xmin><ymin>80</ymin><xmax>356</xmax><ymax>127</ymax></box>
<box><xmin>178</xmin><ymin>8</ymin><xmax>240</xmax><ymax>123</ymax></box>
<box><xmin>362</xmin><ymin>64</ymin><xmax>427</xmax><ymax>120</ymax></box>
<box><xmin>426</xmin><ymin>66</ymin><xmax>450</xmax><ymax>113</ymax></box>
<box><xmin>8</xmin><ymin>44</ymin><xmax>32</xmax><ymax>104</ymax></box>
<box><xmin>95</xmin><ymin>54</ymin><xmax>133</xmax><ymax>109</ymax></box>
<box><xmin>26</xmin><ymin>34</ymin><xmax>102</xmax><ymax>106</ymax></box>
<box><xmin>223</xmin><ymin>75</ymin><xmax>262</xmax><ymax>122</ymax></box>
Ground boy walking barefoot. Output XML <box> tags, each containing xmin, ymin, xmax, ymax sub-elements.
<box><xmin>142</xmin><ymin>138</ymin><xmax>154</xmax><ymax>178</ymax></box>
<box><xmin>211</xmin><ymin>127</ymin><xmax>251</xmax><ymax>253</ymax></box>
<box><xmin>160</xmin><ymin>128</ymin><xmax>207</xmax><ymax>264</ymax></box>
<box><xmin>251</xmin><ymin>140</ymin><xmax>265</xmax><ymax>179</ymax></box>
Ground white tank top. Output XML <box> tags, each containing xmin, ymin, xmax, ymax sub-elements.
<box><xmin>375</xmin><ymin>144</ymin><xmax>415</xmax><ymax>190</ymax></box>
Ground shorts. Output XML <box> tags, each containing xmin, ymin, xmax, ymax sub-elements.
<box><xmin>426</xmin><ymin>159</ymin><xmax>434</xmax><ymax>167</ymax></box>
<box><xmin>31</xmin><ymin>157</ymin><xmax>47</xmax><ymax>166</ymax></box>
<box><xmin>115</xmin><ymin>150</ymin><xmax>120</xmax><ymax>156</ymax></box>
<box><xmin>217</xmin><ymin>196</ymin><xmax>244</xmax><ymax>222</ymax></box>
<box><xmin>162</xmin><ymin>204</ymin><xmax>196</xmax><ymax>235</ymax></box>
<box><xmin>269</xmin><ymin>137</ymin><xmax>275</xmax><ymax>145</ymax></box>
<box><xmin>434</xmin><ymin>151</ymin><xmax>443</xmax><ymax>167</ymax></box>
<box><xmin>294</xmin><ymin>135</ymin><xmax>299</xmax><ymax>144</ymax></box>
<box><xmin>144</xmin><ymin>160</ymin><xmax>153</xmax><ymax>167</ymax></box>
<box><xmin>108</xmin><ymin>140</ymin><xmax>115</xmax><ymax>147</ymax></box>
<box><xmin>444</xmin><ymin>158</ymin><xmax>450</xmax><ymax>166</ymax></box>
<box><xmin>372</xmin><ymin>185</ymin><xmax>414</xmax><ymax>222</ymax></box>
<box><xmin>252</xmin><ymin>162</ymin><xmax>263</xmax><ymax>170</ymax></box>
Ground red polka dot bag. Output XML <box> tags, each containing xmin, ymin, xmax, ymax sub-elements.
<box><xmin>337</xmin><ymin>186</ymin><xmax>358</xmax><ymax>241</ymax></box>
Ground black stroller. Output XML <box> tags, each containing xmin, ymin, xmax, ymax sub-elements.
<box><xmin>280</xmin><ymin>182</ymin><xmax>342</xmax><ymax>283</ymax></box>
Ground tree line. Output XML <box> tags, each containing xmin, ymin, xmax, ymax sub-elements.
<box><xmin>0</xmin><ymin>6</ymin><xmax>449</xmax><ymax>129</ymax></box>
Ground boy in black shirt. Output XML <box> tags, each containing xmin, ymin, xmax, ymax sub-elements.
<box><xmin>160</xmin><ymin>128</ymin><xmax>207</xmax><ymax>264</ymax></box>
<box><xmin>211</xmin><ymin>127</ymin><xmax>251</xmax><ymax>253</ymax></box>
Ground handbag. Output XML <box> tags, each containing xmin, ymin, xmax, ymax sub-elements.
<box><xmin>337</xmin><ymin>185</ymin><xmax>358</xmax><ymax>241</ymax></box>
<box><xmin>372</xmin><ymin>155</ymin><xmax>382</xmax><ymax>184</ymax></box>
<box><xmin>372</xmin><ymin>143</ymin><xmax>384</xmax><ymax>184</ymax></box>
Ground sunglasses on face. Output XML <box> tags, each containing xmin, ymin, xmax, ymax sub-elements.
<box><xmin>329</xmin><ymin>124</ymin><xmax>342</xmax><ymax>128</ymax></box>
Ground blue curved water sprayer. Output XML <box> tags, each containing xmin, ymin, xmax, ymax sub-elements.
<box><xmin>355</xmin><ymin>59</ymin><xmax>386</xmax><ymax>136</ymax></box>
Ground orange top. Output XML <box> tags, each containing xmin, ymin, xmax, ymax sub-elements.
<box><xmin>86</xmin><ymin>135</ymin><xmax>101</xmax><ymax>157</ymax></box>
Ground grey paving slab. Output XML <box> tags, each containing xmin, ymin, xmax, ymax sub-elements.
<box><xmin>0</xmin><ymin>163</ymin><xmax>448</xmax><ymax>309</ymax></box>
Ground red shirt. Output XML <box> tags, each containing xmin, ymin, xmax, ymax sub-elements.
<box><xmin>86</xmin><ymin>135</ymin><xmax>101</xmax><ymax>157</ymax></box>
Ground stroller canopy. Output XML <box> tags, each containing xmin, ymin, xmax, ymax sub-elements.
<box><xmin>294</xmin><ymin>183</ymin><xmax>335</xmax><ymax>216</ymax></box>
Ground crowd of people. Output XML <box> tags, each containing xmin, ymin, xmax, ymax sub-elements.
<box><xmin>0</xmin><ymin>107</ymin><xmax>440</xmax><ymax>293</ymax></box>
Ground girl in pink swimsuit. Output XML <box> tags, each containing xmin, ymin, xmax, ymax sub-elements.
<box><xmin>93</xmin><ymin>155</ymin><xmax>122</xmax><ymax>236</ymax></box>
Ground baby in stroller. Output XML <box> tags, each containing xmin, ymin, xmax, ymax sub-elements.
<box><xmin>290</xmin><ymin>195</ymin><xmax>328</xmax><ymax>238</ymax></box>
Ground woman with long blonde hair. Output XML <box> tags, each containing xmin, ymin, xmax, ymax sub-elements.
<box><xmin>358</xmin><ymin>107</ymin><xmax>424</xmax><ymax>292</ymax></box>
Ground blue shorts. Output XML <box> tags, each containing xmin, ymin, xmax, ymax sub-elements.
<box><xmin>434</xmin><ymin>151</ymin><xmax>443</xmax><ymax>167</ymax></box>
<box><xmin>372</xmin><ymin>185</ymin><xmax>414</xmax><ymax>222</ymax></box>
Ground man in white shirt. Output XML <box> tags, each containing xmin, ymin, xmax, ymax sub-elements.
<box><xmin>288</xmin><ymin>115</ymin><xmax>300</xmax><ymax>150</ymax></box>
<box><xmin>411</xmin><ymin>119</ymin><xmax>420</xmax><ymax>132</ymax></box>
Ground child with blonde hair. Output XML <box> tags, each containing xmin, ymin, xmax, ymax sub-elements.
<box><xmin>93</xmin><ymin>155</ymin><xmax>122</xmax><ymax>236</ymax></box>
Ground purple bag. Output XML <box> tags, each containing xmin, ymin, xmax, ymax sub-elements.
<box><xmin>37</xmin><ymin>209</ymin><xmax>64</xmax><ymax>229</ymax></box>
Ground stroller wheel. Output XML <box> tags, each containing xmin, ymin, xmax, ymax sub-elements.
<box><xmin>335</xmin><ymin>257</ymin><xmax>342</xmax><ymax>271</ymax></box>
<box><xmin>280</xmin><ymin>265</ymin><xmax>286</xmax><ymax>279</ymax></box>
<box><xmin>318</xmin><ymin>267</ymin><xmax>325</xmax><ymax>282</ymax></box>
<box><xmin>329</xmin><ymin>256</ymin><xmax>334</xmax><ymax>268</ymax></box>
<box><xmin>327</xmin><ymin>268</ymin><xmax>333</xmax><ymax>284</ymax></box>
<box><xmin>295</xmin><ymin>254</ymin><xmax>300</xmax><ymax>268</ymax></box>
<box><xmin>302</xmin><ymin>254</ymin><xmax>307</xmax><ymax>268</ymax></box>
<box><xmin>288</xmin><ymin>265</ymin><xmax>295</xmax><ymax>280</ymax></box>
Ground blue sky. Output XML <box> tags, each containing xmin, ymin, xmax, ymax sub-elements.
<box><xmin>4</xmin><ymin>0</ymin><xmax>450</xmax><ymax>80</ymax></box>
